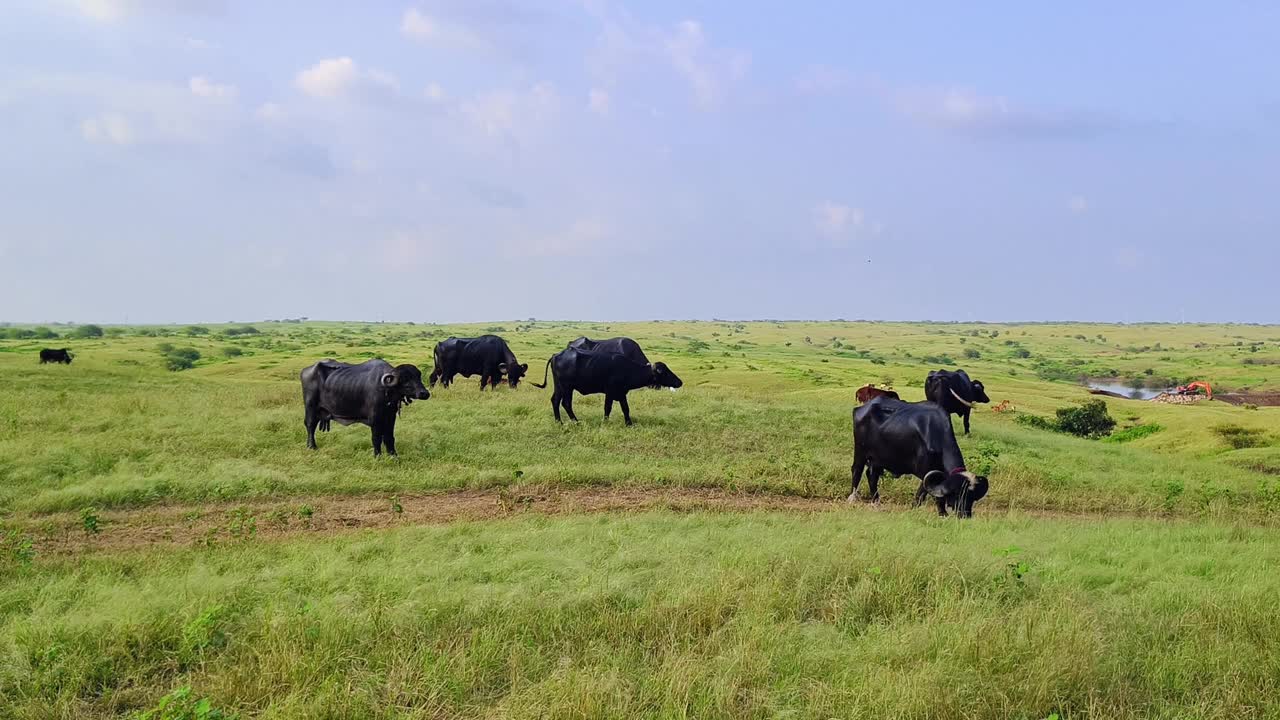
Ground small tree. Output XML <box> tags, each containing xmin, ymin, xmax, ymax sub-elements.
<box><xmin>1055</xmin><ymin>399</ymin><xmax>1116</xmax><ymax>438</ymax></box>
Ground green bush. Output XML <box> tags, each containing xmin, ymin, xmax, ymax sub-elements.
<box><xmin>130</xmin><ymin>686</ymin><xmax>235</xmax><ymax>720</ymax></box>
<box><xmin>157</xmin><ymin>343</ymin><xmax>175</xmax><ymax>353</ymax></box>
<box><xmin>1012</xmin><ymin>348</ymin><xmax>1032</xmax><ymax>359</ymax></box>
<box><xmin>963</xmin><ymin>348</ymin><xmax>981</xmax><ymax>359</ymax></box>
<box><xmin>221</xmin><ymin>347</ymin><xmax>244</xmax><ymax>358</ymax></box>
<box><xmin>185</xmin><ymin>326</ymin><xmax>210</xmax><ymax>336</ymax></box>
<box><xmin>1213</xmin><ymin>425</ymin><xmax>1269</xmax><ymax>450</ymax></box>
<box><xmin>1106</xmin><ymin>423</ymin><xmax>1163</xmax><ymax>443</ymax></box>
<box><xmin>164</xmin><ymin>347</ymin><xmax>201</xmax><ymax>372</ymax></box>
<box><xmin>1055</xmin><ymin>399</ymin><xmax>1116</xmax><ymax>439</ymax></box>
<box><xmin>71</xmin><ymin>324</ymin><xmax>104</xmax><ymax>338</ymax></box>
<box><xmin>224</xmin><ymin>325</ymin><xmax>259</xmax><ymax>336</ymax></box>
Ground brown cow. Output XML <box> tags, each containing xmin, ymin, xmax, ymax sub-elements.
<box><xmin>855</xmin><ymin>384</ymin><xmax>900</xmax><ymax>404</ymax></box>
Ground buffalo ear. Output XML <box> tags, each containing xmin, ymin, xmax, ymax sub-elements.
<box><xmin>970</xmin><ymin>476</ymin><xmax>990</xmax><ymax>502</ymax></box>
<box><xmin>498</xmin><ymin>363</ymin><xmax>508</xmax><ymax>374</ymax></box>
<box><xmin>381</xmin><ymin>372</ymin><xmax>398</xmax><ymax>387</ymax></box>
<box><xmin>923</xmin><ymin>470</ymin><xmax>956</xmax><ymax>499</ymax></box>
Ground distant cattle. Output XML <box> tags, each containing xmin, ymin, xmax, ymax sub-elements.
<box><xmin>850</xmin><ymin>397</ymin><xmax>989</xmax><ymax>518</ymax></box>
<box><xmin>300</xmin><ymin>358</ymin><xmax>430</xmax><ymax>456</ymax></box>
<box><xmin>429</xmin><ymin>335</ymin><xmax>528</xmax><ymax>390</ymax></box>
<box><xmin>567</xmin><ymin>336</ymin><xmax>650</xmax><ymax>365</ymax></box>
<box><xmin>531</xmin><ymin>348</ymin><xmax>682</xmax><ymax>425</ymax></box>
<box><xmin>855</xmin><ymin>384</ymin><xmax>899</xmax><ymax>403</ymax></box>
<box><xmin>39</xmin><ymin>348</ymin><xmax>73</xmax><ymax>364</ymax></box>
<box><xmin>924</xmin><ymin>369</ymin><xmax>989</xmax><ymax>435</ymax></box>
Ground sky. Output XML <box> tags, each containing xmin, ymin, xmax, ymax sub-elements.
<box><xmin>2</xmin><ymin>1</ymin><xmax>1278</xmax><ymax>324</ymax></box>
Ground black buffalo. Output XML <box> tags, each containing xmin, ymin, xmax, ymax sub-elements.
<box><xmin>924</xmin><ymin>369</ymin><xmax>989</xmax><ymax>435</ymax></box>
<box><xmin>39</xmin><ymin>348</ymin><xmax>73</xmax><ymax>364</ymax></box>
<box><xmin>300</xmin><ymin>358</ymin><xmax>430</xmax><ymax>456</ymax></box>
<box><xmin>531</xmin><ymin>348</ymin><xmax>682</xmax><ymax>425</ymax></box>
<box><xmin>429</xmin><ymin>335</ymin><xmax>528</xmax><ymax>390</ymax></box>
<box><xmin>566</xmin><ymin>336</ymin><xmax>650</xmax><ymax>365</ymax></box>
<box><xmin>850</xmin><ymin>397</ymin><xmax>989</xmax><ymax>518</ymax></box>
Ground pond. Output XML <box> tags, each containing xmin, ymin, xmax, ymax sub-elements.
<box><xmin>1085</xmin><ymin>382</ymin><xmax>1170</xmax><ymax>401</ymax></box>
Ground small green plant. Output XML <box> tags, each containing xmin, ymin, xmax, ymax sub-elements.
<box><xmin>298</xmin><ymin>504</ymin><xmax>315</xmax><ymax>524</ymax></box>
<box><xmin>390</xmin><ymin>495</ymin><xmax>403</xmax><ymax>515</ymax></box>
<box><xmin>226</xmin><ymin>508</ymin><xmax>256</xmax><ymax>539</ymax></box>
<box><xmin>80</xmin><ymin>507</ymin><xmax>101</xmax><ymax>535</ymax></box>
<box><xmin>0</xmin><ymin>525</ymin><xmax>36</xmax><ymax>569</ymax></box>
<box><xmin>130</xmin><ymin>686</ymin><xmax>235</xmax><ymax>720</ymax></box>
<box><xmin>1161</xmin><ymin>479</ymin><xmax>1185</xmax><ymax>513</ymax></box>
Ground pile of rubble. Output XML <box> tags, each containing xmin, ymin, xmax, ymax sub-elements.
<box><xmin>1150</xmin><ymin>392</ymin><xmax>1203</xmax><ymax>405</ymax></box>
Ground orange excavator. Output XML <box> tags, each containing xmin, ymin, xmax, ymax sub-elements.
<box><xmin>1175</xmin><ymin>381</ymin><xmax>1213</xmax><ymax>400</ymax></box>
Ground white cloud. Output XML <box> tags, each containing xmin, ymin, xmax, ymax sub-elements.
<box><xmin>1069</xmin><ymin>195</ymin><xmax>1089</xmax><ymax>213</ymax></box>
<box><xmin>189</xmin><ymin>76</ymin><xmax>237</xmax><ymax>100</ymax></box>
<box><xmin>586</xmin><ymin>7</ymin><xmax>749</xmax><ymax>111</ymax></box>
<box><xmin>73</xmin><ymin>0</ymin><xmax>226</xmax><ymax>22</ymax></box>
<box><xmin>813</xmin><ymin>202</ymin><xmax>882</xmax><ymax>247</ymax></box>
<box><xmin>814</xmin><ymin>202</ymin><xmax>863</xmax><ymax>236</ymax></box>
<box><xmin>255</xmin><ymin>102</ymin><xmax>286</xmax><ymax>122</ymax></box>
<box><xmin>663</xmin><ymin>20</ymin><xmax>749</xmax><ymax>109</ymax></box>
<box><xmin>80</xmin><ymin>113</ymin><xmax>134</xmax><ymax>145</ymax></box>
<box><xmin>895</xmin><ymin>86</ymin><xmax>1110</xmax><ymax>139</ymax></box>
<box><xmin>508</xmin><ymin>218</ymin><xmax>613</xmax><ymax>258</ymax></box>
<box><xmin>588</xmin><ymin>88</ymin><xmax>610</xmax><ymax>115</ymax></box>
<box><xmin>425</xmin><ymin>82</ymin><xmax>445</xmax><ymax>102</ymax></box>
<box><xmin>462</xmin><ymin>82</ymin><xmax>559</xmax><ymax>137</ymax></box>
<box><xmin>400</xmin><ymin>8</ymin><xmax>483</xmax><ymax>50</ymax></box>
<box><xmin>295</xmin><ymin>57</ymin><xmax>399</xmax><ymax>101</ymax></box>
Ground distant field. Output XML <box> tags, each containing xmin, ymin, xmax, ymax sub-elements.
<box><xmin>2</xmin><ymin>320</ymin><xmax>1279</xmax><ymax>718</ymax></box>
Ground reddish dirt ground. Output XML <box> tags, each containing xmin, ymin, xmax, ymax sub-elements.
<box><xmin>1215</xmin><ymin>392</ymin><xmax>1280</xmax><ymax>407</ymax></box>
<box><xmin>19</xmin><ymin>487</ymin><xmax>847</xmax><ymax>556</ymax></box>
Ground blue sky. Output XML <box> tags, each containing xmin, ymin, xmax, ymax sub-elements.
<box><xmin>2</xmin><ymin>1</ymin><xmax>1277</xmax><ymax>323</ymax></box>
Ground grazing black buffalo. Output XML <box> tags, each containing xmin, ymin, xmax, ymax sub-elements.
<box><xmin>566</xmin><ymin>336</ymin><xmax>650</xmax><ymax>365</ymax></box>
<box><xmin>531</xmin><ymin>348</ymin><xmax>682</xmax><ymax>425</ymax></box>
<box><xmin>924</xmin><ymin>369</ymin><xmax>989</xmax><ymax>435</ymax></box>
<box><xmin>300</xmin><ymin>358</ymin><xmax>430</xmax><ymax>456</ymax></box>
<box><xmin>850</xmin><ymin>397</ymin><xmax>989</xmax><ymax>518</ymax></box>
<box><xmin>39</xmin><ymin>348</ymin><xmax>73</xmax><ymax>364</ymax></box>
<box><xmin>429</xmin><ymin>335</ymin><xmax>528</xmax><ymax>390</ymax></box>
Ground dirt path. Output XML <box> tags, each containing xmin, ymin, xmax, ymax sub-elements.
<box><xmin>19</xmin><ymin>487</ymin><xmax>850</xmax><ymax>556</ymax></box>
<box><xmin>17</xmin><ymin>486</ymin><xmax>1254</xmax><ymax>557</ymax></box>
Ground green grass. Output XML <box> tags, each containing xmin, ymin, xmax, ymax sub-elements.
<box><xmin>4</xmin><ymin>510</ymin><xmax>1280</xmax><ymax>718</ymax></box>
<box><xmin>2</xmin><ymin>320</ymin><xmax>1280</xmax><ymax>718</ymax></box>
<box><xmin>0</xmin><ymin>321</ymin><xmax>1276</xmax><ymax>516</ymax></box>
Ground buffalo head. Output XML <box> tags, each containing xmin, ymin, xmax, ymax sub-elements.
<box><xmin>383</xmin><ymin>364</ymin><xmax>431</xmax><ymax>401</ymax></box>
<box><xmin>970</xmin><ymin>380</ymin><xmax>990</xmax><ymax>404</ymax></box>
<box><xmin>651</xmin><ymin>361</ymin><xmax>683</xmax><ymax>389</ymax></box>
<box><xmin>922</xmin><ymin>470</ymin><xmax>989</xmax><ymax>518</ymax></box>
<box><xmin>499</xmin><ymin>362</ymin><xmax>529</xmax><ymax>388</ymax></box>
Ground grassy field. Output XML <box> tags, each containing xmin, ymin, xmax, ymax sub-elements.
<box><xmin>2</xmin><ymin>320</ymin><xmax>1279</xmax><ymax>718</ymax></box>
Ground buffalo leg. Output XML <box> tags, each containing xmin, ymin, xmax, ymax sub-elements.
<box><xmin>383</xmin><ymin>418</ymin><xmax>397</xmax><ymax>457</ymax></box>
<box><xmin>913</xmin><ymin>481</ymin><xmax>929</xmax><ymax>508</ymax></box>
<box><xmin>562</xmin><ymin>392</ymin><xmax>579</xmax><ymax>422</ymax></box>
<box><xmin>849</xmin><ymin>450</ymin><xmax>867</xmax><ymax>502</ymax></box>
<box><xmin>619</xmin><ymin>394</ymin><xmax>633</xmax><ymax>426</ymax></box>
<box><xmin>604</xmin><ymin>396</ymin><xmax>614</xmax><ymax>418</ymax></box>
<box><xmin>551</xmin><ymin>389</ymin><xmax>563</xmax><ymax>422</ymax></box>
<box><xmin>962</xmin><ymin>409</ymin><xmax>971</xmax><ymax>435</ymax></box>
<box><xmin>866</xmin><ymin>466</ymin><xmax>884</xmax><ymax>504</ymax></box>
<box><xmin>305</xmin><ymin>408</ymin><xmax>320</xmax><ymax>450</ymax></box>
<box><xmin>934</xmin><ymin>497</ymin><xmax>948</xmax><ymax>517</ymax></box>
<box><xmin>371</xmin><ymin>425</ymin><xmax>383</xmax><ymax>457</ymax></box>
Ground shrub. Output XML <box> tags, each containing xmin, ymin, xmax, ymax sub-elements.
<box><xmin>165</xmin><ymin>347</ymin><xmax>201</xmax><ymax>371</ymax></box>
<box><xmin>1055</xmin><ymin>399</ymin><xmax>1116</xmax><ymax>438</ymax></box>
<box><xmin>1106</xmin><ymin>423</ymin><xmax>1162</xmax><ymax>443</ymax></box>
<box><xmin>1015</xmin><ymin>413</ymin><xmax>1057</xmax><ymax>432</ymax></box>
<box><xmin>1012</xmin><ymin>348</ymin><xmax>1032</xmax><ymax>359</ymax></box>
<box><xmin>224</xmin><ymin>325</ymin><xmax>259</xmax><ymax>336</ymax></box>
<box><xmin>963</xmin><ymin>348</ymin><xmax>981</xmax><ymax>359</ymax></box>
<box><xmin>221</xmin><ymin>347</ymin><xmax>244</xmax><ymax>358</ymax></box>
<box><xmin>129</xmin><ymin>686</ymin><xmax>235</xmax><ymax>720</ymax></box>
<box><xmin>1213</xmin><ymin>425</ymin><xmax>1269</xmax><ymax>450</ymax></box>
<box><xmin>31</xmin><ymin>326</ymin><xmax>58</xmax><ymax>339</ymax></box>
<box><xmin>185</xmin><ymin>326</ymin><xmax>210</xmax><ymax>336</ymax></box>
<box><xmin>71</xmin><ymin>324</ymin><xmax>104</xmax><ymax>338</ymax></box>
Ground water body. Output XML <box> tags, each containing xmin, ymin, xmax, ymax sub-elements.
<box><xmin>1086</xmin><ymin>382</ymin><xmax>1169</xmax><ymax>401</ymax></box>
